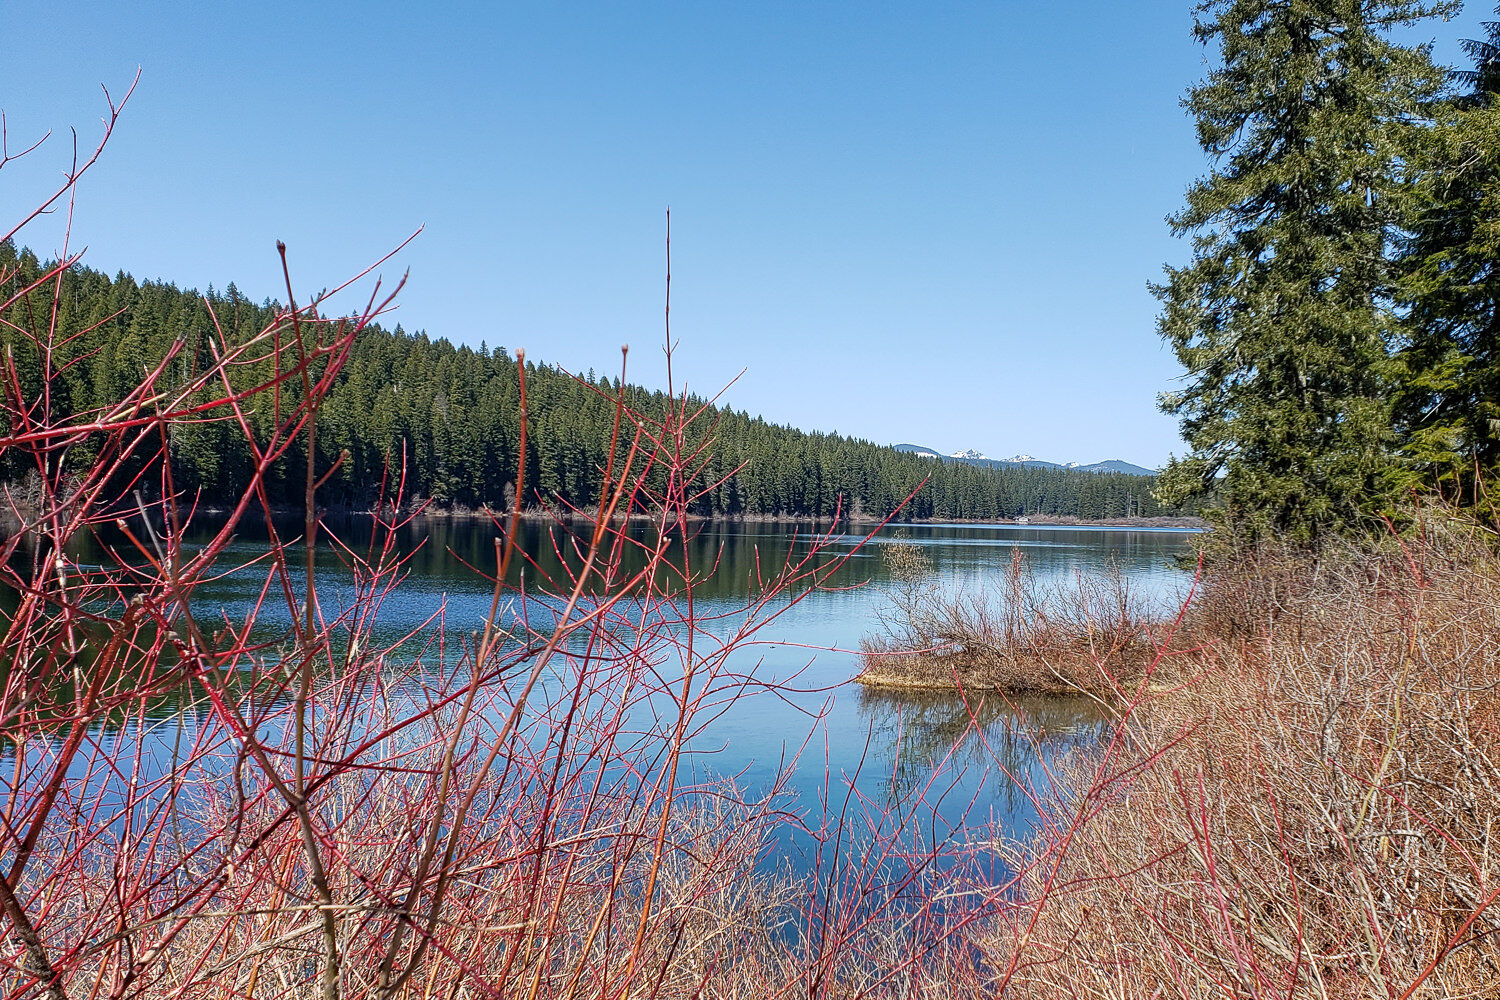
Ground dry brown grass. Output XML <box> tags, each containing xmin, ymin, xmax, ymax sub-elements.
<box><xmin>985</xmin><ymin>509</ymin><xmax>1500</xmax><ymax>998</ymax></box>
<box><xmin>163</xmin><ymin>771</ymin><xmax>796</xmax><ymax>999</ymax></box>
<box><xmin>857</xmin><ymin>541</ymin><xmax>1167</xmax><ymax>695</ymax></box>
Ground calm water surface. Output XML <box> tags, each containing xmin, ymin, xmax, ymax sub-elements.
<box><xmin>42</xmin><ymin>518</ymin><xmax>1198</xmax><ymax>869</ymax></box>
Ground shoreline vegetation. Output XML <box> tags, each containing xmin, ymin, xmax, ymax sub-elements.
<box><xmin>990</xmin><ymin>509</ymin><xmax>1500</xmax><ymax>997</ymax></box>
<box><xmin>8</xmin><ymin>0</ymin><xmax>1500</xmax><ymax>987</ymax></box>
<box><xmin>856</xmin><ymin>539</ymin><xmax>1171</xmax><ymax>696</ymax></box>
<box><xmin>855</xmin><ymin>507</ymin><xmax>1500</xmax><ymax>996</ymax></box>
<box><xmin>182</xmin><ymin>501</ymin><xmax>1209</xmax><ymax>530</ymax></box>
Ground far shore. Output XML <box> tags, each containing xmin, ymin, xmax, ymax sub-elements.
<box><xmin>904</xmin><ymin>514</ymin><xmax>1205</xmax><ymax>529</ymax></box>
<box><xmin>182</xmin><ymin>504</ymin><xmax>1206</xmax><ymax>531</ymax></box>
<box><xmin>6</xmin><ymin>497</ymin><xmax>1202</xmax><ymax>532</ymax></box>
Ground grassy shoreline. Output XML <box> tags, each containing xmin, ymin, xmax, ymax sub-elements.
<box><xmin>857</xmin><ymin>539</ymin><xmax>1174</xmax><ymax>696</ymax></box>
<box><xmin>992</xmin><ymin>516</ymin><xmax>1500</xmax><ymax>997</ymax></box>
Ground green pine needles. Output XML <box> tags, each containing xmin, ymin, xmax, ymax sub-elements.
<box><xmin>0</xmin><ymin>243</ymin><xmax>1182</xmax><ymax>523</ymax></box>
<box><xmin>1154</xmin><ymin>0</ymin><xmax>1459</xmax><ymax>543</ymax></box>
<box><xmin>1395</xmin><ymin>10</ymin><xmax>1500</xmax><ymax>514</ymax></box>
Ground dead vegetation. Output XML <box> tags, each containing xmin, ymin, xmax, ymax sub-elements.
<box><xmin>857</xmin><ymin>538</ymin><xmax>1167</xmax><ymax>695</ymax></box>
<box><xmin>985</xmin><ymin>509</ymin><xmax>1500</xmax><ymax>998</ymax></box>
<box><xmin>7</xmin><ymin>91</ymin><xmax>1499</xmax><ymax>999</ymax></box>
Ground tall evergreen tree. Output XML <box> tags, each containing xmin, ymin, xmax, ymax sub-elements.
<box><xmin>1396</xmin><ymin>6</ymin><xmax>1500</xmax><ymax>509</ymax></box>
<box><xmin>1154</xmin><ymin>0</ymin><xmax>1454</xmax><ymax>542</ymax></box>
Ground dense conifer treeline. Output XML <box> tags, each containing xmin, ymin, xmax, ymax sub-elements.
<box><xmin>0</xmin><ymin>243</ymin><xmax>1182</xmax><ymax>521</ymax></box>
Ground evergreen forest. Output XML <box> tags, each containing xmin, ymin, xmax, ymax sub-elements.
<box><xmin>1155</xmin><ymin>0</ymin><xmax>1500</xmax><ymax>541</ymax></box>
<box><xmin>0</xmin><ymin>243</ymin><xmax>1178</xmax><ymax>522</ymax></box>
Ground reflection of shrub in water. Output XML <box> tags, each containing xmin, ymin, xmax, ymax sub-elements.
<box><xmin>855</xmin><ymin>686</ymin><xmax>1104</xmax><ymax>812</ymax></box>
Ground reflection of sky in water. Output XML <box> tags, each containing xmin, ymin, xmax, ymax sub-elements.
<box><xmin>47</xmin><ymin>519</ymin><xmax>1196</xmax><ymax>877</ymax></box>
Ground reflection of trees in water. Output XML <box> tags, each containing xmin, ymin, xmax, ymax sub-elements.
<box><xmin>59</xmin><ymin>516</ymin><xmax>1188</xmax><ymax>613</ymax></box>
<box><xmin>80</xmin><ymin>516</ymin><xmax>882</xmax><ymax>602</ymax></box>
<box><xmin>854</xmin><ymin>687</ymin><xmax>1103</xmax><ymax>815</ymax></box>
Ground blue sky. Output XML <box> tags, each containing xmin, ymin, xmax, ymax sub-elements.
<box><xmin>2</xmin><ymin>2</ymin><xmax>1490</xmax><ymax>467</ymax></box>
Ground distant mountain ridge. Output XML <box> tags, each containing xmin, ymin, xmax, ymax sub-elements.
<box><xmin>1070</xmin><ymin>459</ymin><xmax>1158</xmax><ymax>476</ymax></box>
<box><xmin>892</xmin><ymin>443</ymin><xmax>1156</xmax><ymax>477</ymax></box>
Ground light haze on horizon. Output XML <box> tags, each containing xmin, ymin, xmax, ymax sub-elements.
<box><xmin>2</xmin><ymin>2</ymin><xmax>1489</xmax><ymax>468</ymax></box>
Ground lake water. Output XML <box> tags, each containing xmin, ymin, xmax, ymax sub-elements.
<box><xmin>124</xmin><ymin>517</ymin><xmax>1197</xmax><ymax>865</ymax></box>
<box><xmin>8</xmin><ymin>516</ymin><xmax>1196</xmax><ymax>888</ymax></box>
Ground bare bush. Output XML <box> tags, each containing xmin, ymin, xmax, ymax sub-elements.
<box><xmin>859</xmin><ymin>542</ymin><xmax>1161</xmax><ymax>695</ymax></box>
<box><xmin>0</xmin><ymin>105</ymin><xmax>1001</xmax><ymax>1000</ymax></box>
<box><xmin>986</xmin><ymin>509</ymin><xmax>1500</xmax><ymax>999</ymax></box>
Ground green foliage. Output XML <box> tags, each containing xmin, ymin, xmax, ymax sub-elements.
<box><xmin>1395</xmin><ymin>7</ymin><xmax>1500</xmax><ymax>512</ymax></box>
<box><xmin>1154</xmin><ymin>0</ymin><xmax>1455</xmax><ymax>543</ymax></box>
<box><xmin>0</xmin><ymin>244</ymin><xmax>1184</xmax><ymax>522</ymax></box>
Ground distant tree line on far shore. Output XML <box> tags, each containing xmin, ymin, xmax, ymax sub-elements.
<box><xmin>0</xmin><ymin>243</ymin><xmax>1185</xmax><ymax>523</ymax></box>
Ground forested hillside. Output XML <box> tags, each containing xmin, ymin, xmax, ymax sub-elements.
<box><xmin>0</xmin><ymin>242</ymin><xmax>1184</xmax><ymax>520</ymax></box>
